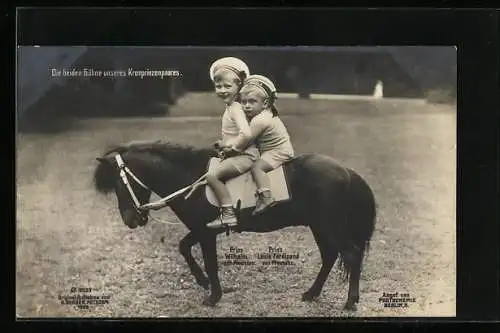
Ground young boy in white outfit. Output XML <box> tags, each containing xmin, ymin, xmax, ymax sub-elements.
<box><xmin>234</xmin><ymin>74</ymin><xmax>295</xmax><ymax>215</ymax></box>
<box><xmin>205</xmin><ymin>57</ymin><xmax>260</xmax><ymax>228</ymax></box>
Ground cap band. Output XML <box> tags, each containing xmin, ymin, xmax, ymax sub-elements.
<box><xmin>212</xmin><ymin>65</ymin><xmax>246</xmax><ymax>81</ymax></box>
<box><xmin>244</xmin><ymin>80</ymin><xmax>274</xmax><ymax>99</ymax></box>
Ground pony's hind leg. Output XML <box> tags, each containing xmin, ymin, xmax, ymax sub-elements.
<box><xmin>342</xmin><ymin>170</ymin><xmax>375</xmax><ymax>311</ymax></box>
<box><xmin>179</xmin><ymin>232</ymin><xmax>209</xmax><ymax>290</ymax></box>
<box><xmin>302</xmin><ymin>225</ymin><xmax>338</xmax><ymax>301</ymax></box>
<box><xmin>342</xmin><ymin>248</ymin><xmax>364</xmax><ymax>311</ymax></box>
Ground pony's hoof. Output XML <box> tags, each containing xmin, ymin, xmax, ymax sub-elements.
<box><xmin>344</xmin><ymin>295</ymin><xmax>359</xmax><ymax>311</ymax></box>
<box><xmin>202</xmin><ymin>295</ymin><xmax>220</xmax><ymax>307</ymax></box>
<box><xmin>343</xmin><ymin>301</ymin><xmax>358</xmax><ymax>311</ymax></box>
<box><xmin>301</xmin><ymin>290</ymin><xmax>319</xmax><ymax>302</ymax></box>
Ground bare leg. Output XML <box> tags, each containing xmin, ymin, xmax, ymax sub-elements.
<box><xmin>206</xmin><ymin>163</ymin><xmax>243</xmax><ymax>206</ymax></box>
<box><xmin>206</xmin><ymin>161</ymin><xmax>246</xmax><ymax>227</ymax></box>
<box><xmin>251</xmin><ymin>159</ymin><xmax>276</xmax><ymax>215</ymax></box>
<box><xmin>251</xmin><ymin>159</ymin><xmax>273</xmax><ymax>191</ymax></box>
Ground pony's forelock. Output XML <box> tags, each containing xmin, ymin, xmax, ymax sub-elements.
<box><xmin>94</xmin><ymin>159</ymin><xmax>116</xmax><ymax>194</ymax></box>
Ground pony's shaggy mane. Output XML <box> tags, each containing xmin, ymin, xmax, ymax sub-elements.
<box><xmin>93</xmin><ymin>140</ymin><xmax>216</xmax><ymax>194</ymax></box>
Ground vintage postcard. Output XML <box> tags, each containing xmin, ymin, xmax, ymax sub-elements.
<box><xmin>16</xmin><ymin>45</ymin><xmax>456</xmax><ymax>318</ymax></box>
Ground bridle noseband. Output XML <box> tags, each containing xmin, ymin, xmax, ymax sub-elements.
<box><xmin>113</xmin><ymin>153</ymin><xmax>209</xmax><ymax>225</ymax></box>
<box><xmin>114</xmin><ymin>153</ymin><xmax>181</xmax><ymax>225</ymax></box>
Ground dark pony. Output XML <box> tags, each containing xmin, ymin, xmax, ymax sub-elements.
<box><xmin>93</xmin><ymin>140</ymin><xmax>377</xmax><ymax>310</ymax></box>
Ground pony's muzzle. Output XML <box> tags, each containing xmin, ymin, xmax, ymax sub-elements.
<box><xmin>121</xmin><ymin>209</ymin><xmax>141</xmax><ymax>229</ymax></box>
<box><xmin>137</xmin><ymin>209</ymin><xmax>149</xmax><ymax>226</ymax></box>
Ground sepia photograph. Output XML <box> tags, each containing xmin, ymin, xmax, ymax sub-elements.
<box><xmin>16</xmin><ymin>45</ymin><xmax>456</xmax><ymax>318</ymax></box>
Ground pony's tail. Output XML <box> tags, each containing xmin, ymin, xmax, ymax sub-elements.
<box><xmin>335</xmin><ymin>239</ymin><xmax>373</xmax><ymax>284</ymax></box>
<box><xmin>335</xmin><ymin>168</ymin><xmax>377</xmax><ymax>284</ymax></box>
<box><xmin>336</xmin><ymin>253</ymin><xmax>350</xmax><ymax>283</ymax></box>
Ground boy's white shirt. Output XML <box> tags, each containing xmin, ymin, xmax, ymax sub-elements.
<box><xmin>232</xmin><ymin>109</ymin><xmax>273</xmax><ymax>152</ymax></box>
<box><xmin>222</xmin><ymin>102</ymin><xmax>252</xmax><ymax>152</ymax></box>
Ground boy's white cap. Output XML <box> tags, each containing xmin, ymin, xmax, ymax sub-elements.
<box><xmin>243</xmin><ymin>74</ymin><xmax>277</xmax><ymax>98</ymax></box>
<box><xmin>209</xmin><ymin>57</ymin><xmax>250</xmax><ymax>82</ymax></box>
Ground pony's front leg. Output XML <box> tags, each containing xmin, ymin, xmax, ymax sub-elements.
<box><xmin>179</xmin><ymin>232</ymin><xmax>209</xmax><ymax>290</ymax></box>
<box><xmin>200</xmin><ymin>234</ymin><xmax>222</xmax><ymax>307</ymax></box>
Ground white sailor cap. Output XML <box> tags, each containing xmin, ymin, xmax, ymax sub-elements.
<box><xmin>209</xmin><ymin>57</ymin><xmax>250</xmax><ymax>82</ymax></box>
<box><xmin>242</xmin><ymin>74</ymin><xmax>277</xmax><ymax>99</ymax></box>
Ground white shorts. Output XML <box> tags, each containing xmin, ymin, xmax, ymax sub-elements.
<box><xmin>260</xmin><ymin>149</ymin><xmax>294</xmax><ymax>169</ymax></box>
<box><xmin>218</xmin><ymin>154</ymin><xmax>256</xmax><ymax>173</ymax></box>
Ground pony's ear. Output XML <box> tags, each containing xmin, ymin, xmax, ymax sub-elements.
<box><xmin>96</xmin><ymin>156</ymin><xmax>111</xmax><ymax>165</ymax></box>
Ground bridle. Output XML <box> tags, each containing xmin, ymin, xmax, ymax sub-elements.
<box><xmin>115</xmin><ymin>154</ymin><xmax>205</xmax><ymax>224</ymax></box>
<box><xmin>115</xmin><ymin>154</ymin><xmax>153</xmax><ymax>209</ymax></box>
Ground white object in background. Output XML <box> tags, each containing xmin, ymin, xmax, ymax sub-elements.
<box><xmin>373</xmin><ymin>80</ymin><xmax>384</xmax><ymax>99</ymax></box>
